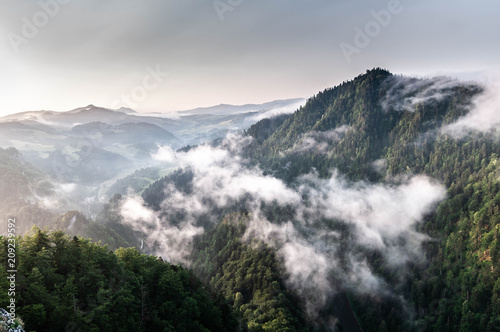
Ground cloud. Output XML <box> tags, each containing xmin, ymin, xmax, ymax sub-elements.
<box><xmin>280</xmin><ymin>240</ymin><xmax>332</xmax><ymax>317</ymax></box>
<box><xmin>371</xmin><ymin>159</ymin><xmax>387</xmax><ymax>173</ymax></box>
<box><xmin>151</xmin><ymin>145</ymin><xmax>177</xmax><ymax>163</ymax></box>
<box><xmin>249</xmin><ymin>99</ymin><xmax>307</xmax><ymax>122</ymax></box>
<box><xmin>380</xmin><ymin>75</ymin><xmax>471</xmax><ymax>113</ymax></box>
<box><xmin>121</xmin><ymin>196</ymin><xmax>156</xmax><ymax>223</ymax></box>
<box><xmin>121</xmin><ymin>195</ymin><xmax>204</xmax><ymax>265</ymax></box>
<box><xmin>290</xmin><ymin>125</ymin><xmax>351</xmax><ymax>154</ymax></box>
<box><xmin>243</xmin><ymin>171</ymin><xmax>445</xmax><ymax>318</ymax></box>
<box><xmin>60</xmin><ymin>183</ymin><xmax>77</xmax><ymax>193</ymax></box>
<box><xmin>381</xmin><ymin>74</ymin><xmax>500</xmax><ymax>138</ymax></box>
<box><xmin>120</xmin><ymin>133</ymin><xmax>446</xmax><ymax>321</ymax></box>
<box><xmin>296</xmin><ymin>172</ymin><xmax>445</xmax><ymax>252</ymax></box>
<box><xmin>442</xmin><ymin>84</ymin><xmax>500</xmax><ymax>137</ymax></box>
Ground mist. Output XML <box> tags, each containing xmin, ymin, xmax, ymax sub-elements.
<box><xmin>380</xmin><ymin>75</ymin><xmax>475</xmax><ymax>113</ymax></box>
<box><xmin>248</xmin><ymin>99</ymin><xmax>307</xmax><ymax>122</ymax></box>
<box><xmin>120</xmin><ymin>133</ymin><xmax>446</xmax><ymax>319</ymax></box>
<box><xmin>290</xmin><ymin>125</ymin><xmax>352</xmax><ymax>154</ymax></box>
<box><xmin>442</xmin><ymin>84</ymin><xmax>500</xmax><ymax>137</ymax></box>
<box><xmin>380</xmin><ymin>74</ymin><xmax>500</xmax><ymax>140</ymax></box>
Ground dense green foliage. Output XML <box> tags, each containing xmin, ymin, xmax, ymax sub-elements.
<box><xmin>192</xmin><ymin>213</ymin><xmax>308</xmax><ymax>331</ymax></box>
<box><xmin>0</xmin><ymin>228</ymin><xmax>236</xmax><ymax>332</ymax></box>
<box><xmin>246</xmin><ymin>69</ymin><xmax>480</xmax><ymax>182</ymax></box>
<box><xmin>398</xmin><ymin>136</ymin><xmax>500</xmax><ymax>331</ymax></box>
<box><xmin>244</xmin><ymin>68</ymin><xmax>500</xmax><ymax>331</ymax></box>
<box><xmin>2</xmin><ymin>68</ymin><xmax>499</xmax><ymax>331</ymax></box>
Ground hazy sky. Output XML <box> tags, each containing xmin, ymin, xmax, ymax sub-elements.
<box><xmin>0</xmin><ymin>0</ymin><xmax>499</xmax><ymax>115</ymax></box>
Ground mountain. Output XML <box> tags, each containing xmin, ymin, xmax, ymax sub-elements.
<box><xmin>0</xmin><ymin>101</ymin><xmax>306</xmax><ymax>216</ymax></box>
<box><xmin>241</xmin><ymin>69</ymin><xmax>499</xmax><ymax>331</ymax></box>
<box><xmin>0</xmin><ymin>229</ymin><xmax>236</xmax><ymax>332</ymax></box>
<box><xmin>246</xmin><ymin>68</ymin><xmax>481</xmax><ymax>181</ymax></box>
<box><xmin>0</xmin><ymin>147</ymin><xmax>133</xmax><ymax>250</ymax></box>
<box><xmin>0</xmin><ymin>105</ymin><xmax>187</xmax><ymax>134</ymax></box>
<box><xmin>179</xmin><ymin>98</ymin><xmax>305</xmax><ymax>115</ymax></box>
<box><xmin>115</xmin><ymin>106</ymin><xmax>137</xmax><ymax>114</ymax></box>
<box><xmin>134</xmin><ymin>68</ymin><xmax>499</xmax><ymax>331</ymax></box>
<box><xmin>2</xmin><ymin>68</ymin><xmax>499</xmax><ymax>331</ymax></box>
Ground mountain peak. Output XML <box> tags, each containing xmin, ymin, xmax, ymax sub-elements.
<box><xmin>69</xmin><ymin>104</ymin><xmax>102</xmax><ymax>113</ymax></box>
<box><xmin>69</xmin><ymin>105</ymin><xmax>136</xmax><ymax>114</ymax></box>
<box><xmin>115</xmin><ymin>107</ymin><xmax>137</xmax><ymax>114</ymax></box>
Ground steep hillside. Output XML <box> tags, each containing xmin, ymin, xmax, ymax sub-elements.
<box><xmin>4</xmin><ymin>68</ymin><xmax>499</xmax><ymax>331</ymax></box>
<box><xmin>191</xmin><ymin>213</ymin><xmax>309</xmax><ymax>331</ymax></box>
<box><xmin>244</xmin><ymin>68</ymin><xmax>499</xmax><ymax>331</ymax></box>
<box><xmin>0</xmin><ymin>229</ymin><xmax>236</xmax><ymax>331</ymax></box>
<box><xmin>0</xmin><ymin>147</ymin><xmax>133</xmax><ymax>250</ymax></box>
<box><xmin>246</xmin><ymin>68</ymin><xmax>481</xmax><ymax>181</ymax></box>
<box><xmin>135</xmin><ymin>68</ymin><xmax>499</xmax><ymax>331</ymax></box>
<box><xmin>0</xmin><ymin>147</ymin><xmax>55</xmax><ymax>233</ymax></box>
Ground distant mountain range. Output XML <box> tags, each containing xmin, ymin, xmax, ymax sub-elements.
<box><xmin>178</xmin><ymin>98</ymin><xmax>305</xmax><ymax>115</ymax></box>
<box><xmin>1</xmin><ymin>69</ymin><xmax>499</xmax><ymax>331</ymax></box>
<box><xmin>0</xmin><ymin>98</ymin><xmax>304</xmax><ymax>215</ymax></box>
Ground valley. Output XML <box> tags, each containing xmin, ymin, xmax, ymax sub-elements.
<box><xmin>1</xmin><ymin>69</ymin><xmax>499</xmax><ymax>331</ymax></box>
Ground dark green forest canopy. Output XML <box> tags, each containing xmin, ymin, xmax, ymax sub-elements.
<box><xmin>1</xmin><ymin>68</ymin><xmax>499</xmax><ymax>331</ymax></box>
<box><xmin>120</xmin><ymin>68</ymin><xmax>500</xmax><ymax>331</ymax></box>
<box><xmin>0</xmin><ymin>228</ymin><xmax>236</xmax><ymax>332</ymax></box>
<box><xmin>241</xmin><ymin>68</ymin><xmax>500</xmax><ymax>331</ymax></box>
<box><xmin>191</xmin><ymin>213</ymin><xmax>310</xmax><ymax>331</ymax></box>
<box><xmin>244</xmin><ymin>68</ymin><xmax>482</xmax><ymax>182</ymax></box>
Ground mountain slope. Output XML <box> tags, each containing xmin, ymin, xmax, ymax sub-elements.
<box><xmin>0</xmin><ymin>229</ymin><xmax>236</xmax><ymax>331</ymax></box>
<box><xmin>136</xmin><ymin>68</ymin><xmax>498</xmax><ymax>331</ymax></box>
<box><xmin>243</xmin><ymin>68</ymin><xmax>499</xmax><ymax>331</ymax></box>
<box><xmin>179</xmin><ymin>98</ymin><xmax>305</xmax><ymax>116</ymax></box>
<box><xmin>246</xmin><ymin>68</ymin><xmax>481</xmax><ymax>181</ymax></box>
<box><xmin>3</xmin><ymin>68</ymin><xmax>499</xmax><ymax>331</ymax></box>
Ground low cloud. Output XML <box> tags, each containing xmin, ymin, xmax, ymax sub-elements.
<box><xmin>249</xmin><ymin>99</ymin><xmax>307</xmax><ymax>122</ymax></box>
<box><xmin>120</xmin><ymin>133</ymin><xmax>446</xmax><ymax>320</ymax></box>
<box><xmin>296</xmin><ymin>172</ymin><xmax>445</xmax><ymax>253</ymax></box>
<box><xmin>290</xmin><ymin>125</ymin><xmax>351</xmax><ymax>154</ymax></box>
<box><xmin>380</xmin><ymin>75</ymin><xmax>473</xmax><ymax>113</ymax></box>
<box><xmin>244</xmin><ymin>171</ymin><xmax>445</xmax><ymax>317</ymax></box>
<box><xmin>121</xmin><ymin>195</ymin><xmax>204</xmax><ymax>265</ymax></box>
<box><xmin>442</xmin><ymin>84</ymin><xmax>500</xmax><ymax>137</ymax></box>
<box><xmin>371</xmin><ymin>159</ymin><xmax>387</xmax><ymax>173</ymax></box>
<box><xmin>151</xmin><ymin>145</ymin><xmax>177</xmax><ymax>163</ymax></box>
<box><xmin>382</xmin><ymin>74</ymin><xmax>500</xmax><ymax>138</ymax></box>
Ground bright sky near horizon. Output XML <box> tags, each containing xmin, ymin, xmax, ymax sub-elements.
<box><xmin>0</xmin><ymin>0</ymin><xmax>499</xmax><ymax>116</ymax></box>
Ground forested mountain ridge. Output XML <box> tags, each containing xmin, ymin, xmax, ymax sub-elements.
<box><xmin>245</xmin><ymin>69</ymin><xmax>482</xmax><ymax>181</ymax></box>
<box><xmin>191</xmin><ymin>213</ymin><xmax>309</xmax><ymax>331</ymax></box>
<box><xmin>2</xmin><ymin>68</ymin><xmax>499</xmax><ymax>331</ymax></box>
<box><xmin>0</xmin><ymin>229</ymin><xmax>236</xmax><ymax>331</ymax></box>
<box><xmin>242</xmin><ymin>68</ymin><xmax>500</xmax><ymax>331</ymax></box>
<box><xmin>136</xmin><ymin>68</ymin><xmax>499</xmax><ymax>331</ymax></box>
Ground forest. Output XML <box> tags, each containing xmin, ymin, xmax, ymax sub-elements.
<box><xmin>1</xmin><ymin>68</ymin><xmax>499</xmax><ymax>331</ymax></box>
